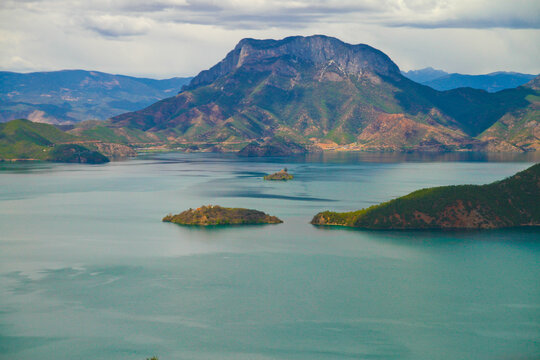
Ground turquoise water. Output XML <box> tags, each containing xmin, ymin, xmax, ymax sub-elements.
<box><xmin>0</xmin><ymin>152</ymin><xmax>539</xmax><ymax>360</ymax></box>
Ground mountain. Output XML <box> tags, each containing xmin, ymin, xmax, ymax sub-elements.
<box><xmin>0</xmin><ymin>70</ymin><xmax>192</xmax><ymax>124</ymax></box>
<box><xmin>402</xmin><ymin>68</ymin><xmax>536</xmax><ymax>92</ymax></box>
<box><xmin>477</xmin><ymin>76</ymin><xmax>540</xmax><ymax>151</ymax></box>
<box><xmin>0</xmin><ymin>119</ymin><xmax>134</xmax><ymax>162</ymax></box>
<box><xmin>311</xmin><ymin>163</ymin><xmax>540</xmax><ymax>230</ymax></box>
<box><xmin>422</xmin><ymin>72</ymin><xmax>537</xmax><ymax>92</ymax></box>
<box><xmin>401</xmin><ymin>67</ymin><xmax>449</xmax><ymax>83</ymax></box>
<box><xmin>104</xmin><ymin>35</ymin><xmax>539</xmax><ymax>153</ymax></box>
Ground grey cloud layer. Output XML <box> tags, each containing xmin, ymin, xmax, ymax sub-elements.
<box><xmin>117</xmin><ymin>0</ymin><xmax>540</xmax><ymax>32</ymax></box>
<box><xmin>3</xmin><ymin>0</ymin><xmax>538</xmax><ymax>38</ymax></box>
<box><xmin>1</xmin><ymin>0</ymin><xmax>538</xmax><ymax>77</ymax></box>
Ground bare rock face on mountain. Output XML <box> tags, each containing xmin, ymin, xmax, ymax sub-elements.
<box><xmin>184</xmin><ymin>35</ymin><xmax>400</xmax><ymax>91</ymax></box>
<box><xmin>108</xmin><ymin>35</ymin><xmax>539</xmax><ymax>153</ymax></box>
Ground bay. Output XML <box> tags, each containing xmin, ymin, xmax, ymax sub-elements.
<box><xmin>0</xmin><ymin>152</ymin><xmax>539</xmax><ymax>360</ymax></box>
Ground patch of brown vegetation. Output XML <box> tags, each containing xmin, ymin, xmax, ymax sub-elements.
<box><xmin>93</xmin><ymin>142</ymin><xmax>136</xmax><ymax>158</ymax></box>
<box><xmin>313</xmin><ymin>140</ymin><xmax>339</xmax><ymax>150</ymax></box>
<box><xmin>436</xmin><ymin>200</ymin><xmax>497</xmax><ymax>229</ymax></box>
<box><xmin>356</xmin><ymin>113</ymin><xmax>473</xmax><ymax>151</ymax></box>
<box><xmin>413</xmin><ymin>211</ymin><xmax>434</xmax><ymax>224</ymax></box>
<box><xmin>478</xmin><ymin>106</ymin><xmax>540</xmax><ymax>152</ymax></box>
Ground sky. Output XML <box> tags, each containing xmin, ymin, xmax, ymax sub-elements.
<box><xmin>0</xmin><ymin>0</ymin><xmax>539</xmax><ymax>79</ymax></box>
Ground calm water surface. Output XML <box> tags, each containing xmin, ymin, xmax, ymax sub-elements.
<box><xmin>0</xmin><ymin>152</ymin><xmax>539</xmax><ymax>360</ymax></box>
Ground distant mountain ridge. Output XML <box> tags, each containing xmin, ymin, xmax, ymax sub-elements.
<box><xmin>0</xmin><ymin>70</ymin><xmax>192</xmax><ymax>124</ymax></box>
<box><xmin>401</xmin><ymin>67</ymin><xmax>449</xmax><ymax>83</ymax></box>
<box><xmin>402</xmin><ymin>68</ymin><xmax>536</xmax><ymax>92</ymax></box>
<box><xmin>423</xmin><ymin>72</ymin><xmax>537</xmax><ymax>93</ymax></box>
<box><xmin>106</xmin><ymin>35</ymin><xmax>539</xmax><ymax>152</ymax></box>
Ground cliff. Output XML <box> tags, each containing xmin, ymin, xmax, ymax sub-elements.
<box><xmin>183</xmin><ymin>35</ymin><xmax>400</xmax><ymax>91</ymax></box>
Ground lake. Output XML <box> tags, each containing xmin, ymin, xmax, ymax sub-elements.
<box><xmin>0</xmin><ymin>152</ymin><xmax>539</xmax><ymax>360</ymax></box>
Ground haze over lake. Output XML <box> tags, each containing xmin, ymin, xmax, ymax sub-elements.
<box><xmin>1</xmin><ymin>153</ymin><xmax>539</xmax><ymax>360</ymax></box>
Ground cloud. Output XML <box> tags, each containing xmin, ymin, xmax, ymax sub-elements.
<box><xmin>0</xmin><ymin>0</ymin><xmax>539</xmax><ymax>77</ymax></box>
<box><xmin>119</xmin><ymin>0</ymin><xmax>540</xmax><ymax>30</ymax></box>
<box><xmin>83</xmin><ymin>15</ymin><xmax>154</xmax><ymax>37</ymax></box>
<box><xmin>158</xmin><ymin>0</ymin><xmax>393</xmax><ymax>29</ymax></box>
<box><xmin>3</xmin><ymin>0</ymin><xmax>538</xmax><ymax>32</ymax></box>
<box><xmin>2</xmin><ymin>56</ymin><xmax>36</xmax><ymax>71</ymax></box>
<box><xmin>101</xmin><ymin>0</ymin><xmax>391</xmax><ymax>30</ymax></box>
<box><xmin>387</xmin><ymin>0</ymin><xmax>540</xmax><ymax>29</ymax></box>
<box><xmin>390</xmin><ymin>18</ymin><xmax>540</xmax><ymax>30</ymax></box>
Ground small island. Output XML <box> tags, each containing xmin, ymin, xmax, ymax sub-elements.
<box><xmin>312</xmin><ymin>163</ymin><xmax>540</xmax><ymax>230</ymax></box>
<box><xmin>163</xmin><ymin>205</ymin><xmax>283</xmax><ymax>226</ymax></box>
<box><xmin>264</xmin><ymin>168</ymin><xmax>294</xmax><ymax>181</ymax></box>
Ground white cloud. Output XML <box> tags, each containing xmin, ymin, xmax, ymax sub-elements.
<box><xmin>0</xmin><ymin>0</ymin><xmax>538</xmax><ymax>77</ymax></box>
<box><xmin>388</xmin><ymin>0</ymin><xmax>540</xmax><ymax>29</ymax></box>
<box><xmin>2</xmin><ymin>56</ymin><xmax>37</xmax><ymax>71</ymax></box>
<box><xmin>83</xmin><ymin>15</ymin><xmax>154</xmax><ymax>37</ymax></box>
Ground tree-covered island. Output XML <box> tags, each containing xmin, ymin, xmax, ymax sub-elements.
<box><xmin>264</xmin><ymin>168</ymin><xmax>294</xmax><ymax>180</ymax></box>
<box><xmin>163</xmin><ymin>205</ymin><xmax>283</xmax><ymax>226</ymax></box>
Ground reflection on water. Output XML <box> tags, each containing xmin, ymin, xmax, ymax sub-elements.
<box><xmin>304</xmin><ymin>150</ymin><xmax>540</xmax><ymax>163</ymax></box>
<box><xmin>0</xmin><ymin>153</ymin><xmax>538</xmax><ymax>360</ymax></box>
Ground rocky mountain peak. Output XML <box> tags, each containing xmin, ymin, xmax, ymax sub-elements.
<box><xmin>183</xmin><ymin>35</ymin><xmax>400</xmax><ymax>91</ymax></box>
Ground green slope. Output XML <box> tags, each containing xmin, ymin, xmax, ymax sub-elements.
<box><xmin>478</xmin><ymin>81</ymin><xmax>540</xmax><ymax>151</ymax></box>
<box><xmin>111</xmin><ymin>63</ymin><xmax>472</xmax><ymax>150</ymax></box>
<box><xmin>312</xmin><ymin>163</ymin><xmax>540</xmax><ymax>229</ymax></box>
<box><xmin>69</xmin><ymin>120</ymin><xmax>163</xmax><ymax>145</ymax></box>
<box><xmin>0</xmin><ymin>119</ymin><xmax>109</xmax><ymax>163</ymax></box>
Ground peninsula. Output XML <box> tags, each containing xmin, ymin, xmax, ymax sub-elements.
<box><xmin>312</xmin><ymin>163</ymin><xmax>540</xmax><ymax>230</ymax></box>
<box><xmin>163</xmin><ymin>205</ymin><xmax>283</xmax><ymax>226</ymax></box>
